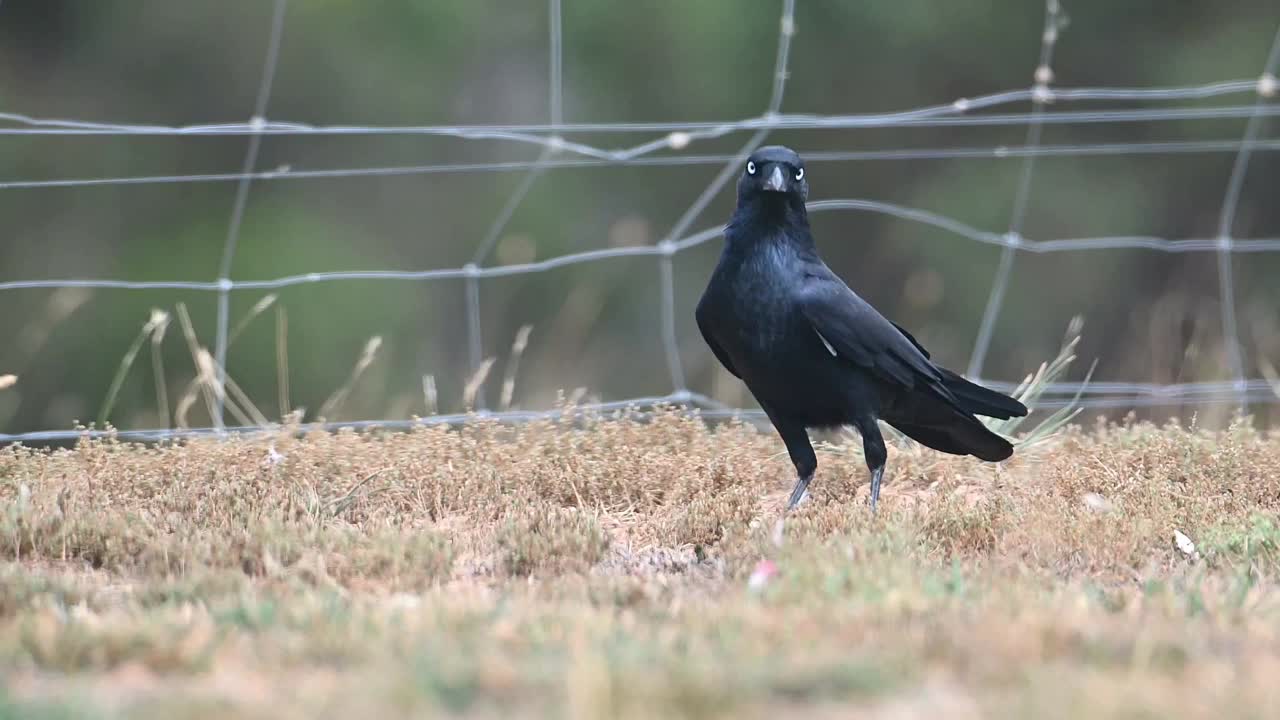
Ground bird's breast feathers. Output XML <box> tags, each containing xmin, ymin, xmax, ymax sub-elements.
<box><xmin>705</xmin><ymin>244</ymin><xmax>803</xmax><ymax>349</ymax></box>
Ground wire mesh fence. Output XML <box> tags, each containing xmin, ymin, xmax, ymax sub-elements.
<box><xmin>1</xmin><ymin>0</ymin><xmax>1278</xmax><ymax>444</ymax></box>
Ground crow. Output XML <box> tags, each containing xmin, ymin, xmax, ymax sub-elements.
<box><xmin>694</xmin><ymin>146</ymin><xmax>1028</xmax><ymax>512</ymax></box>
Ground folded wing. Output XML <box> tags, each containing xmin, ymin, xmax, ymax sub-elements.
<box><xmin>797</xmin><ymin>278</ymin><xmax>944</xmax><ymax>393</ymax></box>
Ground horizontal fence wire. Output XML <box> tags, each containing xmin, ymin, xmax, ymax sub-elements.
<box><xmin>1</xmin><ymin>0</ymin><xmax>1278</xmax><ymax>445</ymax></box>
<box><xmin>6</xmin><ymin>137</ymin><xmax>1280</xmax><ymax>191</ymax></box>
<box><xmin>1</xmin><ymin>81</ymin><xmax>1273</xmax><ymax>138</ymax></box>
<box><xmin>1</xmin><ymin>383</ymin><xmax>1276</xmax><ymax>446</ymax></box>
<box><xmin>3</xmin><ymin>196</ymin><xmax>1280</xmax><ymax>291</ymax></box>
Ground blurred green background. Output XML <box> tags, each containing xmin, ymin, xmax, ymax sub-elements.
<box><xmin>1</xmin><ymin>0</ymin><xmax>1278</xmax><ymax>436</ymax></box>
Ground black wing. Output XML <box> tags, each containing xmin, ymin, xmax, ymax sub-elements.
<box><xmin>798</xmin><ymin>276</ymin><xmax>943</xmax><ymax>391</ymax></box>
<box><xmin>890</xmin><ymin>320</ymin><xmax>930</xmax><ymax>359</ymax></box>
<box><xmin>694</xmin><ymin>299</ymin><xmax>741</xmax><ymax>379</ymax></box>
<box><xmin>799</xmin><ymin>268</ymin><xmax>1028</xmax><ymax>425</ymax></box>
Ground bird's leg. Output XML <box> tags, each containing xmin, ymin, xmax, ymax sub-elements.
<box><xmin>766</xmin><ymin>412</ymin><xmax>817</xmax><ymax>513</ymax></box>
<box><xmin>857</xmin><ymin>418</ymin><xmax>888</xmax><ymax>514</ymax></box>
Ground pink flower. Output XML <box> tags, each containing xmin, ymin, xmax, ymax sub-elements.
<box><xmin>748</xmin><ymin>559</ymin><xmax>779</xmax><ymax>592</ymax></box>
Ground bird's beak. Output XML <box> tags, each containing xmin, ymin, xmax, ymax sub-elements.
<box><xmin>763</xmin><ymin>165</ymin><xmax>786</xmax><ymax>192</ymax></box>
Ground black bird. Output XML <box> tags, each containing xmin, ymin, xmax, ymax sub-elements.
<box><xmin>695</xmin><ymin>146</ymin><xmax>1028</xmax><ymax>512</ymax></box>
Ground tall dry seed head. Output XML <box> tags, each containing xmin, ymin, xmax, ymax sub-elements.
<box><xmin>316</xmin><ymin>336</ymin><xmax>384</xmax><ymax>421</ymax></box>
<box><xmin>356</xmin><ymin>336</ymin><xmax>382</xmax><ymax>374</ymax></box>
<box><xmin>148</xmin><ymin>309</ymin><xmax>171</xmax><ymax>339</ymax></box>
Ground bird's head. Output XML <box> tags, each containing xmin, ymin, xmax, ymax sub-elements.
<box><xmin>736</xmin><ymin>145</ymin><xmax>808</xmax><ymax>207</ymax></box>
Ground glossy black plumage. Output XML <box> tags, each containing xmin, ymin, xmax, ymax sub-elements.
<box><xmin>695</xmin><ymin>146</ymin><xmax>1028</xmax><ymax>511</ymax></box>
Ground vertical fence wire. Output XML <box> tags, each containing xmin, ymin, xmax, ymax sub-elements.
<box><xmin>212</xmin><ymin>0</ymin><xmax>289</xmax><ymax>428</ymax></box>
<box><xmin>461</xmin><ymin>0</ymin><xmax>565</xmax><ymax>410</ymax></box>
<box><xmin>1213</xmin><ymin>25</ymin><xmax>1280</xmax><ymax>407</ymax></box>
<box><xmin>657</xmin><ymin>0</ymin><xmax>797</xmax><ymax>393</ymax></box>
<box><xmin>967</xmin><ymin>0</ymin><xmax>1064</xmax><ymax>380</ymax></box>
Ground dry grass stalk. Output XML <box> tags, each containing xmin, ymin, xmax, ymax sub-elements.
<box><xmin>174</xmin><ymin>303</ymin><xmax>218</xmax><ymax>428</ymax></box>
<box><xmin>422</xmin><ymin>374</ymin><xmax>438</xmax><ymax>416</ymax></box>
<box><xmin>96</xmin><ymin>310</ymin><xmax>173</xmax><ymax>428</ymax></box>
<box><xmin>195</xmin><ymin>349</ymin><xmax>272</xmax><ymax>428</ymax></box>
<box><xmin>226</xmin><ymin>294</ymin><xmax>277</xmax><ymax>348</ymax></box>
<box><xmin>317</xmin><ymin>336</ymin><xmax>383</xmax><ymax>421</ymax></box>
<box><xmin>499</xmin><ymin>324</ymin><xmax>534</xmax><ymax>411</ymax></box>
<box><xmin>462</xmin><ymin>357</ymin><xmax>496</xmax><ymax>411</ymax></box>
<box><xmin>276</xmin><ymin>304</ymin><xmax>291</xmax><ymax>420</ymax></box>
<box><xmin>1262</xmin><ymin>356</ymin><xmax>1280</xmax><ymax>399</ymax></box>
<box><xmin>148</xmin><ymin>309</ymin><xmax>172</xmax><ymax>429</ymax></box>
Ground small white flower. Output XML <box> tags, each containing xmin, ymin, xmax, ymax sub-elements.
<box><xmin>263</xmin><ymin>443</ymin><xmax>286</xmax><ymax>467</ymax></box>
<box><xmin>1081</xmin><ymin>492</ymin><xmax>1113</xmax><ymax>513</ymax></box>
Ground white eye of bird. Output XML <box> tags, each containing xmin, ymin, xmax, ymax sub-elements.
<box><xmin>795</xmin><ymin>167</ymin><xmax>804</xmax><ymax>181</ymax></box>
<box><xmin>746</xmin><ymin>161</ymin><xmax>757</xmax><ymax>175</ymax></box>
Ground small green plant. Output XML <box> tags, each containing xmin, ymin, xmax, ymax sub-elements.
<box><xmin>1200</xmin><ymin>513</ymin><xmax>1280</xmax><ymax>572</ymax></box>
<box><xmin>984</xmin><ymin>315</ymin><xmax>1095</xmax><ymax>448</ymax></box>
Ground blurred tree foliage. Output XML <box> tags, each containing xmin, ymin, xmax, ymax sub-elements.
<box><xmin>0</xmin><ymin>0</ymin><xmax>1277</xmax><ymax>434</ymax></box>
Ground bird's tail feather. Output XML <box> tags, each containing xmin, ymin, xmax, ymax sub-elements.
<box><xmin>890</xmin><ymin>414</ymin><xmax>1014</xmax><ymax>462</ymax></box>
<box><xmin>938</xmin><ymin>368</ymin><xmax>1027</xmax><ymax>420</ymax></box>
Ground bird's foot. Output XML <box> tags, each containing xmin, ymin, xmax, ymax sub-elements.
<box><xmin>868</xmin><ymin>465</ymin><xmax>885</xmax><ymax>514</ymax></box>
<box><xmin>785</xmin><ymin>474</ymin><xmax>812</xmax><ymax>512</ymax></box>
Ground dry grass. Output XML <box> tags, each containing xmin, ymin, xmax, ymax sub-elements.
<box><xmin>1</xmin><ymin>411</ymin><xmax>1279</xmax><ymax>718</ymax></box>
